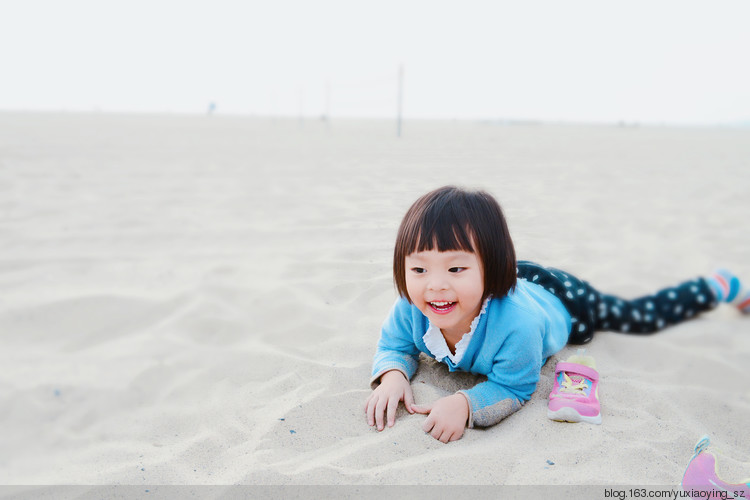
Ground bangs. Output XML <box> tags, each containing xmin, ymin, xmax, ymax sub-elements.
<box><xmin>412</xmin><ymin>223</ymin><xmax>476</xmax><ymax>255</ymax></box>
<box><xmin>400</xmin><ymin>196</ymin><xmax>477</xmax><ymax>255</ymax></box>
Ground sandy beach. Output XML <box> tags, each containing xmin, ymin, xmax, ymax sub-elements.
<box><xmin>0</xmin><ymin>112</ymin><xmax>748</xmax><ymax>488</ymax></box>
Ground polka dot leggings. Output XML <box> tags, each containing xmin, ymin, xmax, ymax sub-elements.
<box><xmin>517</xmin><ymin>261</ymin><xmax>718</xmax><ymax>345</ymax></box>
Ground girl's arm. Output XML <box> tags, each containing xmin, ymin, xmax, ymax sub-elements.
<box><xmin>369</xmin><ymin>299</ymin><xmax>422</xmax><ymax>387</ymax></box>
<box><xmin>411</xmin><ymin>358</ymin><xmax>535</xmax><ymax>442</ymax></box>
<box><xmin>458</xmin><ymin>328</ymin><xmax>543</xmax><ymax>427</ymax></box>
<box><xmin>366</xmin><ymin>299</ymin><xmax>422</xmax><ymax>430</ymax></box>
<box><xmin>458</xmin><ymin>381</ymin><xmax>526</xmax><ymax>427</ymax></box>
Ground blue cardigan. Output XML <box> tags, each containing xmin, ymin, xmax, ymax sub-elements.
<box><xmin>371</xmin><ymin>279</ymin><xmax>571</xmax><ymax>427</ymax></box>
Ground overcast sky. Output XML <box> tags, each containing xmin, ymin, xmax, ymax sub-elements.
<box><xmin>2</xmin><ymin>0</ymin><xmax>749</xmax><ymax>124</ymax></box>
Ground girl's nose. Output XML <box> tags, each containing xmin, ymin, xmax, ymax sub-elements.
<box><xmin>427</xmin><ymin>273</ymin><xmax>449</xmax><ymax>291</ymax></box>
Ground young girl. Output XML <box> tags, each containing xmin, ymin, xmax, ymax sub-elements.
<box><xmin>364</xmin><ymin>186</ymin><xmax>749</xmax><ymax>443</ymax></box>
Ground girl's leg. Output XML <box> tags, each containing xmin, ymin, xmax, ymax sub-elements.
<box><xmin>518</xmin><ymin>261</ymin><xmax>598</xmax><ymax>344</ymax></box>
<box><xmin>517</xmin><ymin>261</ymin><xmax>737</xmax><ymax>343</ymax></box>
<box><xmin>589</xmin><ymin>278</ymin><xmax>718</xmax><ymax>334</ymax></box>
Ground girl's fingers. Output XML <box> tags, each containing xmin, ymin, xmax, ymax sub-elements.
<box><xmin>404</xmin><ymin>388</ymin><xmax>416</xmax><ymax>414</ymax></box>
<box><xmin>412</xmin><ymin>403</ymin><xmax>432</xmax><ymax>415</ymax></box>
<box><xmin>365</xmin><ymin>396</ymin><xmax>377</xmax><ymax>426</ymax></box>
<box><xmin>374</xmin><ymin>398</ymin><xmax>387</xmax><ymax>431</ymax></box>
<box><xmin>430</xmin><ymin>427</ymin><xmax>442</xmax><ymax>441</ymax></box>
<box><xmin>421</xmin><ymin>413</ymin><xmax>435</xmax><ymax>433</ymax></box>
<box><xmin>440</xmin><ymin>431</ymin><xmax>452</xmax><ymax>444</ymax></box>
<box><xmin>386</xmin><ymin>395</ymin><xmax>399</xmax><ymax>427</ymax></box>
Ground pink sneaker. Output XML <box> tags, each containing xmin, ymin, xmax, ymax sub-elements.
<box><xmin>547</xmin><ymin>350</ymin><xmax>601</xmax><ymax>425</ymax></box>
<box><xmin>682</xmin><ymin>436</ymin><xmax>750</xmax><ymax>499</ymax></box>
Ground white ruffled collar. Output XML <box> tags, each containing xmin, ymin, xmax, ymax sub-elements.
<box><xmin>422</xmin><ymin>296</ymin><xmax>491</xmax><ymax>364</ymax></box>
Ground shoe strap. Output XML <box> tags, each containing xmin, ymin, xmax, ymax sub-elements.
<box><xmin>555</xmin><ymin>362</ymin><xmax>599</xmax><ymax>382</ymax></box>
<box><xmin>694</xmin><ymin>435</ymin><xmax>711</xmax><ymax>456</ymax></box>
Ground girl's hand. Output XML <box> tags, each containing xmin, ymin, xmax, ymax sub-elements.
<box><xmin>365</xmin><ymin>370</ymin><xmax>416</xmax><ymax>431</ymax></box>
<box><xmin>413</xmin><ymin>394</ymin><xmax>469</xmax><ymax>443</ymax></box>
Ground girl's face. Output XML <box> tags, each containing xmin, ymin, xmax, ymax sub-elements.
<box><xmin>404</xmin><ymin>249</ymin><xmax>485</xmax><ymax>340</ymax></box>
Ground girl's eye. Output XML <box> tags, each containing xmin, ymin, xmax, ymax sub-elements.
<box><xmin>410</xmin><ymin>267</ymin><xmax>426</xmax><ymax>274</ymax></box>
<box><xmin>449</xmin><ymin>267</ymin><xmax>465</xmax><ymax>273</ymax></box>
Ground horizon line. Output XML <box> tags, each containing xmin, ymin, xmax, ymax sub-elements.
<box><xmin>1</xmin><ymin>108</ymin><xmax>748</xmax><ymax>129</ymax></box>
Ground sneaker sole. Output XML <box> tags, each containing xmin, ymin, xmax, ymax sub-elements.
<box><xmin>547</xmin><ymin>406</ymin><xmax>602</xmax><ymax>425</ymax></box>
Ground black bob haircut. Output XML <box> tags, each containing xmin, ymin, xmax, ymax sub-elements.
<box><xmin>393</xmin><ymin>186</ymin><xmax>517</xmax><ymax>303</ymax></box>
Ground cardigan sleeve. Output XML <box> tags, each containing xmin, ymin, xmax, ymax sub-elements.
<box><xmin>370</xmin><ymin>298</ymin><xmax>422</xmax><ymax>388</ymax></box>
<box><xmin>458</xmin><ymin>326</ymin><xmax>543</xmax><ymax>428</ymax></box>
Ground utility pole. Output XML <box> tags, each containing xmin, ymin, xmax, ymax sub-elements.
<box><xmin>298</xmin><ymin>88</ymin><xmax>305</xmax><ymax>128</ymax></box>
<box><xmin>325</xmin><ymin>80</ymin><xmax>331</xmax><ymax>127</ymax></box>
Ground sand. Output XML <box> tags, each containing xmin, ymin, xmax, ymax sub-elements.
<box><xmin>0</xmin><ymin>112</ymin><xmax>748</xmax><ymax>487</ymax></box>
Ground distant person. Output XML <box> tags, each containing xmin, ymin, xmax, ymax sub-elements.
<box><xmin>365</xmin><ymin>186</ymin><xmax>749</xmax><ymax>442</ymax></box>
<box><xmin>207</xmin><ymin>102</ymin><xmax>217</xmax><ymax>115</ymax></box>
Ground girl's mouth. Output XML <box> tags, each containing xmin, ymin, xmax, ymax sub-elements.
<box><xmin>428</xmin><ymin>301</ymin><xmax>456</xmax><ymax>314</ymax></box>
